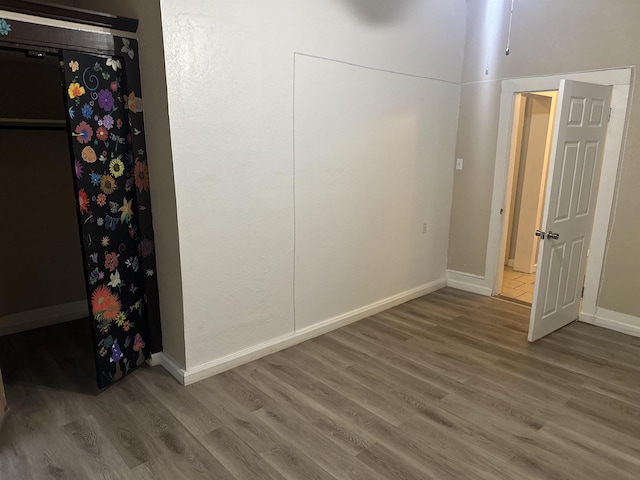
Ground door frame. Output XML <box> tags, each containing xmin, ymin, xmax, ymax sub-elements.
<box><xmin>485</xmin><ymin>68</ymin><xmax>632</xmax><ymax>322</ymax></box>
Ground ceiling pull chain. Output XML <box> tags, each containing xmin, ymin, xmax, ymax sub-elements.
<box><xmin>505</xmin><ymin>0</ymin><xmax>515</xmax><ymax>56</ymax></box>
<box><xmin>485</xmin><ymin>0</ymin><xmax>496</xmax><ymax>75</ymax></box>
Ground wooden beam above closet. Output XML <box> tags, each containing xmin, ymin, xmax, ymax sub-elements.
<box><xmin>0</xmin><ymin>0</ymin><xmax>138</xmax><ymax>32</ymax></box>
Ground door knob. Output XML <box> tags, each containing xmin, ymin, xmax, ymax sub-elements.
<box><xmin>547</xmin><ymin>231</ymin><xmax>560</xmax><ymax>240</ymax></box>
<box><xmin>535</xmin><ymin>230</ymin><xmax>545</xmax><ymax>239</ymax></box>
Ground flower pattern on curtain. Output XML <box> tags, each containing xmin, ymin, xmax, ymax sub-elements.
<box><xmin>116</xmin><ymin>37</ymin><xmax>163</xmax><ymax>356</ymax></box>
<box><xmin>62</xmin><ymin>50</ymin><xmax>159</xmax><ymax>388</ymax></box>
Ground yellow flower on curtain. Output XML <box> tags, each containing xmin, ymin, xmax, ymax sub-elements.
<box><xmin>100</xmin><ymin>175</ymin><xmax>117</xmax><ymax>195</ymax></box>
<box><xmin>109</xmin><ymin>158</ymin><xmax>125</xmax><ymax>178</ymax></box>
<box><xmin>119</xmin><ymin>198</ymin><xmax>134</xmax><ymax>223</ymax></box>
<box><xmin>68</xmin><ymin>82</ymin><xmax>85</xmax><ymax>99</ymax></box>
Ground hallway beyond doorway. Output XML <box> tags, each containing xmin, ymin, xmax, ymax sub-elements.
<box><xmin>499</xmin><ymin>266</ymin><xmax>535</xmax><ymax>305</ymax></box>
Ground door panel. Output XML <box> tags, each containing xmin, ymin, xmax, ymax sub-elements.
<box><xmin>555</xmin><ymin>142</ymin><xmax>578</xmax><ymax>221</ymax></box>
<box><xmin>576</xmin><ymin>142</ymin><xmax>598</xmax><ymax>216</ymax></box>
<box><xmin>529</xmin><ymin>80</ymin><xmax>612</xmax><ymax>341</ymax></box>
<box><xmin>563</xmin><ymin>238</ymin><xmax>584</xmax><ymax>307</ymax></box>
<box><xmin>542</xmin><ymin>243</ymin><xmax>564</xmax><ymax>317</ymax></box>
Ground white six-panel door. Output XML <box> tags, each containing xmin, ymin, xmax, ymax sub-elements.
<box><xmin>528</xmin><ymin>80</ymin><xmax>612</xmax><ymax>341</ymax></box>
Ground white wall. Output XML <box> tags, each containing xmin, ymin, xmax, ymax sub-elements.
<box><xmin>295</xmin><ymin>54</ymin><xmax>458</xmax><ymax>328</ymax></box>
<box><xmin>159</xmin><ymin>0</ymin><xmax>466</xmax><ymax>371</ymax></box>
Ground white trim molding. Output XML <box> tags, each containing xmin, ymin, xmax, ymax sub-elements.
<box><xmin>150</xmin><ymin>351</ymin><xmax>186</xmax><ymax>384</ymax></box>
<box><xmin>157</xmin><ymin>279</ymin><xmax>447</xmax><ymax>385</ymax></box>
<box><xmin>0</xmin><ymin>301</ymin><xmax>88</xmax><ymax>336</ymax></box>
<box><xmin>446</xmin><ymin>269</ymin><xmax>492</xmax><ymax>297</ymax></box>
<box><xmin>579</xmin><ymin>308</ymin><xmax>640</xmax><ymax>338</ymax></box>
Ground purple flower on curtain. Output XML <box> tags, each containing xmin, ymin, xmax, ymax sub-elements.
<box><xmin>75</xmin><ymin>160</ymin><xmax>84</xmax><ymax>179</ymax></box>
<box><xmin>104</xmin><ymin>215</ymin><xmax>118</xmax><ymax>231</ymax></box>
<box><xmin>89</xmin><ymin>268</ymin><xmax>100</xmax><ymax>285</ymax></box>
<box><xmin>98</xmin><ymin>89</ymin><xmax>115</xmax><ymax>112</ymax></box>
<box><xmin>75</xmin><ymin>121</ymin><xmax>93</xmax><ymax>144</ymax></box>
<box><xmin>100</xmin><ymin>114</ymin><xmax>114</xmax><ymax>130</ymax></box>
<box><xmin>110</xmin><ymin>340</ymin><xmax>124</xmax><ymax>362</ymax></box>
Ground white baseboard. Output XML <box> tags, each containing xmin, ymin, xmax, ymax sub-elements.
<box><xmin>579</xmin><ymin>307</ymin><xmax>640</xmax><ymax>338</ymax></box>
<box><xmin>149</xmin><ymin>351</ymin><xmax>186</xmax><ymax>384</ymax></box>
<box><xmin>446</xmin><ymin>269</ymin><xmax>492</xmax><ymax>297</ymax></box>
<box><xmin>0</xmin><ymin>300</ymin><xmax>89</xmax><ymax>336</ymax></box>
<box><xmin>161</xmin><ymin>278</ymin><xmax>446</xmax><ymax>386</ymax></box>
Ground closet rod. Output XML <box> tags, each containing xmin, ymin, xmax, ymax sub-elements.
<box><xmin>0</xmin><ymin>118</ymin><xmax>67</xmax><ymax>130</ymax></box>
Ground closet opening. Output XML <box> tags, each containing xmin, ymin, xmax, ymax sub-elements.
<box><xmin>0</xmin><ymin>46</ymin><xmax>96</xmax><ymax>391</ymax></box>
<box><xmin>0</xmin><ymin>11</ymin><xmax>163</xmax><ymax>390</ymax></box>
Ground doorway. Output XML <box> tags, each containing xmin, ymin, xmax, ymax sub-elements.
<box><xmin>484</xmin><ymin>69</ymin><xmax>631</xmax><ymax>341</ymax></box>
<box><xmin>497</xmin><ymin>90</ymin><xmax>558</xmax><ymax>306</ymax></box>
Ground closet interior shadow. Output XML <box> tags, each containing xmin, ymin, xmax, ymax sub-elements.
<box><xmin>0</xmin><ymin>47</ymin><xmax>98</xmax><ymax>395</ymax></box>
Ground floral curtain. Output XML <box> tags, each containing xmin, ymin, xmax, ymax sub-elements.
<box><xmin>115</xmin><ymin>37</ymin><xmax>163</xmax><ymax>356</ymax></box>
<box><xmin>62</xmin><ymin>49</ymin><xmax>161</xmax><ymax>388</ymax></box>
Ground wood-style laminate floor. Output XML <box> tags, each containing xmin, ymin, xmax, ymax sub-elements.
<box><xmin>1</xmin><ymin>287</ymin><xmax>639</xmax><ymax>479</ymax></box>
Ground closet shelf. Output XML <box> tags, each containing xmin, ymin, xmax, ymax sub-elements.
<box><xmin>0</xmin><ymin>118</ymin><xmax>67</xmax><ymax>129</ymax></box>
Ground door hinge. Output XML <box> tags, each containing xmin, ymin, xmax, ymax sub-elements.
<box><xmin>608</xmin><ymin>107</ymin><xmax>612</xmax><ymax>123</ymax></box>
<box><xmin>581</xmin><ymin>286</ymin><xmax>584</xmax><ymax>298</ymax></box>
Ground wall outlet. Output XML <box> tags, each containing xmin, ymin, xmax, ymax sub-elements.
<box><xmin>456</xmin><ymin>158</ymin><xmax>464</xmax><ymax>170</ymax></box>
<box><xmin>422</xmin><ymin>222</ymin><xmax>427</xmax><ymax>234</ymax></box>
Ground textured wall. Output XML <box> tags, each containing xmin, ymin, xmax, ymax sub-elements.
<box><xmin>159</xmin><ymin>0</ymin><xmax>466</xmax><ymax>369</ymax></box>
<box><xmin>294</xmin><ymin>54</ymin><xmax>459</xmax><ymax>329</ymax></box>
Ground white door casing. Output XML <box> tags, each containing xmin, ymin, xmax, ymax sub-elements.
<box><xmin>528</xmin><ymin>80</ymin><xmax>612</xmax><ymax>341</ymax></box>
<box><xmin>472</xmin><ymin>68</ymin><xmax>631</xmax><ymax>322</ymax></box>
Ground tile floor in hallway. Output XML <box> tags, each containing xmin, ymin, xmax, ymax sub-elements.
<box><xmin>501</xmin><ymin>266</ymin><xmax>536</xmax><ymax>304</ymax></box>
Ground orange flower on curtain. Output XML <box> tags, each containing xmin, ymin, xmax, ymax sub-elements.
<box><xmin>91</xmin><ymin>285</ymin><xmax>122</xmax><ymax>321</ymax></box>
